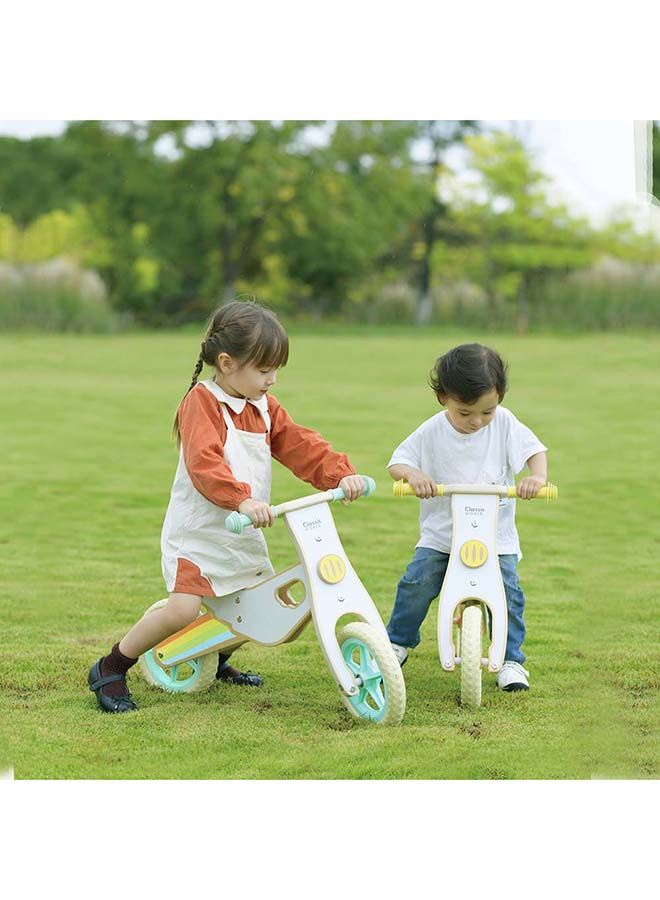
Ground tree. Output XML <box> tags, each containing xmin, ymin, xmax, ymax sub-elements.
<box><xmin>653</xmin><ymin>121</ymin><xmax>660</xmax><ymax>202</ymax></box>
<box><xmin>142</xmin><ymin>120</ymin><xmax>316</xmax><ymax>320</ymax></box>
<box><xmin>438</xmin><ymin>132</ymin><xmax>595</xmax><ymax>330</ymax></box>
<box><xmin>60</xmin><ymin>121</ymin><xmax>167</xmax><ymax>319</ymax></box>
<box><xmin>0</xmin><ymin>136</ymin><xmax>80</xmax><ymax>227</ymax></box>
<box><xmin>406</xmin><ymin>120</ymin><xmax>479</xmax><ymax>324</ymax></box>
<box><xmin>0</xmin><ymin>121</ymin><xmax>484</xmax><ymax>323</ymax></box>
<box><xmin>275</xmin><ymin>121</ymin><xmax>427</xmax><ymax>316</ymax></box>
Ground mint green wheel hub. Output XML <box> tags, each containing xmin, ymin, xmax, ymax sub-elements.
<box><xmin>340</xmin><ymin>636</ymin><xmax>387</xmax><ymax>722</ymax></box>
<box><xmin>142</xmin><ymin>650</ymin><xmax>208</xmax><ymax>692</ymax></box>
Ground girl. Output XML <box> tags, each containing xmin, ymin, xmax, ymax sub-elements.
<box><xmin>385</xmin><ymin>343</ymin><xmax>548</xmax><ymax>691</ymax></box>
<box><xmin>88</xmin><ymin>300</ymin><xmax>364</xmax><ymax>713</ymax></box>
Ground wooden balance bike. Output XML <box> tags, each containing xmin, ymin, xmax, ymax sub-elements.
<box><xmin>138</xmin><ymin>476</ymin><xmax>406</xmax><ymax>725</ymax></box>
<box><xmin>393</xmin><ymin>480</ymin><xmax>558</xmax><ymax>707</ymax></box>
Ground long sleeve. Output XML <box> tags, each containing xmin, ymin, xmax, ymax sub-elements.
<box><xmin>268</xmin><ymin>395</ymin><xmax>357</xmax><ymax>490</ymax></box>
<box><xmin>178</xmin><ymin>387</ymin><xmax>252</xmax><ymax>510</ymax></box>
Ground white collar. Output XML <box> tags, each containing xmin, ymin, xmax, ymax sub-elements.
<box><xmin>201</xmin><ymin>378</ymin><xmax>269</xmax><ymax>414</ymax></box>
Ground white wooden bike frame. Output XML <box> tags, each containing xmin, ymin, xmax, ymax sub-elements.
<box><xmin>152</xmin><ymin>478</ymin><xmax>389</xmax><ymax>699</ymax></box>
<box><xmin>393</xmin><ymin>481</ymin><xmax>557</xmax><ymax>679</ymax></box>
<box><xmin>438</xmin><ymin>488</ymin><xmax>507</xmax><ymax>674</ymax></box>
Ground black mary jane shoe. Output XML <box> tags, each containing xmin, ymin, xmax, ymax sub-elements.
<box><xmin>216</xmin><ymin>661</ymin><xmax>264</xmax><ymax>687</ymax></box>
<box><xmin>88</xmin><ymin>658</ymin><xmax>138</xmax><ymax>713</ymax></box>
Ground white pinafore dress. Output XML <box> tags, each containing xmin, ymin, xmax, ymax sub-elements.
<box><xmin>161</xmin><ymin>380</ymin><xmax>275</xmax><ymax>597</ymax></box>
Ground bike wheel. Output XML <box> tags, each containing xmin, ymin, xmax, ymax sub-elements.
<box><xmin>337</xmin><ymin>622</ymin><xmax>406</xmax><ymax>725</ymax></box>
<box><xmin>460</xmin><ymin>605</ymin><xmax>482</xmax><ymax>708</ymax></box>
<box><xmin>138</xmin><ymin>600</ymin><xmax>218</xmax><ymax>694</ymax></box>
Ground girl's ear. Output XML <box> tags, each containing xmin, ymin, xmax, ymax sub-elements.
<box><xmin>216</xmin><ymin>352</ymin><xmax>236</xmax><ymax>374</ymax></box>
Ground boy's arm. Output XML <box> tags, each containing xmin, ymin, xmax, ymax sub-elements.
<box><xmin>388</xmin><ymin>463</ymin><xmax>437</xmax><ymax>500</ymax></box>
<box><xmin>388</xmin><ymin>423</ymin><xmax>437</xmax><ymax>499</ymax></box>
<box><xmin>516</xmin><ymin>451</ymin><xmax>548</xmax><ymax>499</ymax></box>
<box><xmin>388</xmin><ymin>463</ymin><xmax>414</xmax><ymax>482</ymax></box>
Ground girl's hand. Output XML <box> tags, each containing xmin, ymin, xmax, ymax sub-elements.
<box><xmin>238</xmin><ymin>498</ymin><xmax>275</xmax><ymax>528</ymax></box>
<box><xmin>338</xmin><ymin>475</ymin><xmax>365</xmax><ymax>506</ymax></box>
<box><xmin>516</xmin><ymin>475</ymin><xmax>546</xmax><ymax>500</ymax></box>
<box><xmin>405</xmin><ymin>467</ymin><xmax>438</xmax><ymax>500</ymax></box>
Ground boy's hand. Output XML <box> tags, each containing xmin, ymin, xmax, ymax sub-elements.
<box><xmin>405</xmin><ymin>467</ymin><xmax>438</xmax><ymax>500</ymax></box>
<box><xmin>238</xmin><ymin>498</ymin><xmax>275</xmax><ymax>528</ymax></box>
<box><xmin>516</xmin><ymin>475</ymin><xmax>546</xmax><ymax>500</ymax></box>
<box><xmin>338</xmin><ymin>475</ymin><xmax>365</xmax><ymax>506</ymax></box>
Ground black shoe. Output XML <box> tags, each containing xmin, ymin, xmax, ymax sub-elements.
<box><xmin>216</xmin><ymin>661</ymin><xmax>264</xmax><ymax>687</ymax></box>
<box><xmin>88</xmin><ymin>658</ymin><xmax>138</xmax><ymax>713</ymax></box>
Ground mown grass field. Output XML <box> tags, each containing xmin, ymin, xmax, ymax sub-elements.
<box><xmin>1</xmin><ymin>328</ymin><xmax>658</xmax><ymax>779</ymax></box>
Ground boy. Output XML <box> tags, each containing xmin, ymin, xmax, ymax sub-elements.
<box><xmin>386</xmin><ymin>343</ymin><xmax>547</xmax><ymax>691</ymax></box>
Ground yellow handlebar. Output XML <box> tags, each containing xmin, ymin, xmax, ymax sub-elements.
<box><xmin>507</xmin><ymin>483</ymin><xmax>558</xmax><ymax>500</ymax></box>
<box><xmin>392</xmin><ymin>480</ymin><xmax>558</xmax><ymax>500</ymax></box>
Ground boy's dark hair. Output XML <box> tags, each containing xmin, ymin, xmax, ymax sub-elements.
<box><xmin>429</xmin><ymin>343</ymin><xmax>508</xmax><ymax>405</ymax></box>
<box><xmin>173</xmin><ymin>299</ymin><xmax>289</xmax><ymax>443</ymax></box>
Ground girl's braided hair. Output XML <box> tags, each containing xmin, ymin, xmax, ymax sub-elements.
<box><xmin>173</xmin><ymin>299</ymin><xmax>289</xmax><ymax>443</ymax></box>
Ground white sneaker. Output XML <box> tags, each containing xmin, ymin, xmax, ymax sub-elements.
<box><xmin>390</xmin><ymin>643</ymin><xmax>409</xmax><ymax>667</ymax></box>
<box><xmin>497</xmin><ymin>661</ymin><xmax>529</xmax><ymax>691</ymax></box>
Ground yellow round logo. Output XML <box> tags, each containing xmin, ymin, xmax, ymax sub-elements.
<box><xmin>459</xmin><ymin>540</ymin><xmax>488</xmax><ymax>568</ymax></box>
<box><xmin>317</xmin><ymin>554</ymin><xmax>346</xmax><ymax>584</ymax></box>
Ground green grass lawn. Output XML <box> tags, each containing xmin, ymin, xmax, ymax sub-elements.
<box><xmin>1</xmin><ymin>328</ymin><xmax>658</xmax><ymax>779</ymax></box>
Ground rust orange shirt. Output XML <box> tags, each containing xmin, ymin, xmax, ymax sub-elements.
<box><xmin>177</xmin><ymin>383</ymin><xmax>357</xmax><ymax>511</ymax></box>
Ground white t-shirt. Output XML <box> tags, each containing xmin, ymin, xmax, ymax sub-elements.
<box><xmin>388</xmin><ymin>406</ymin><xmax>547</xmax><ymax>560</ymax></box>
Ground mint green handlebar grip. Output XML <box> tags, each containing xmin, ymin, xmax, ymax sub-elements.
<box><xmin>224</xmin><ymin>510</ymin><xmax>256</xmax><ymax>534</ymax></box>
<box><xmin>329</xmin><ymin>475</ymin><xmax>376</xmax><ymax>502</ymax></box>
<box><xmin>224</xmin><ymin>475</ymin><xmax>376</xmax><ymax>534</ymax></box>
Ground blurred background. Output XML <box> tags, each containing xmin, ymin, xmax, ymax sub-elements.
<box><xmin>0</xmin><ymin>118</ymin><xmax>659</xmax><ymax>333</ymax></box>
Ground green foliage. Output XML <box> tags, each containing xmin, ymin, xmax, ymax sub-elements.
<box><xmin>596</xmin><ymin>212</ymin><xmax>660</xmax><ymax>264</ymax></box>
<box><xmin>0</xmin><ymin>205</ymin><xmax>110</xmax><ymax>267</ymax></box>
<box><xmin>532</xmin><ymin>260</ymin><xmax>660</xmax><ymax>330</ymax></box>
<box><xmin>0</xmin><ymin>213</ymin><xmax>18</xmax><ymax>260</ymax></box>
<box><xmin>437</xmin><ymin>132</ymin><xmax>597</xmax><ymax>329</ymax></box>
<box><xmin>653</xmin><ymin>120</ymin><xmax>660</xmax><ymax>201</ymax></box>
<box><xmin>0</xmin><ymin>121</ymin><xmax>467</xmax><ymax>324</ymax></box>
<box><xmin>0</xmin><ymin>135</ymin><xmax>80</xmax><ymax>227</ymax></box>
<box><xmin>276</xmin><ymin>121</ymin><xmax>428</xmax><ymax>312</ymax></box>
<box><xmin>2</xmin><ymin>122</ymin><xmax>660</xmax><ymax>331</ymax></box>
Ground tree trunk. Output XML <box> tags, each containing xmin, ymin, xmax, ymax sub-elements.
<box><xmin>415</xmin><ymin>122</ymin><xmax>443</xmax><ymax>326</ymax></box>
<box><xmin>486</xmin><ymin>286</ymin><xmax>498</xmax><ymax>328</ymax></box>
<box><xmin>415</xmin><ymin>290</ymin><xmax>434</xmax><ymax>325</ymax></box>
<box><xmin>517</xmin><ymin>275</ymin><xmax>530</xmax><ymax>333</ymax></box>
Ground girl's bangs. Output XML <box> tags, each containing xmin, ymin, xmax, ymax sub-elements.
<box><xmin>246</xmin><ymin>317</ymin><xmax>289</xmax><ymax>369</ymax></box>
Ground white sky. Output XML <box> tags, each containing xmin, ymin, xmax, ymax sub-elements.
<box><xmin>515</xmin><ymin>120</ymin><xmax>637</xmax><ymax>225</ymax></box>
<box><xmin>0</xmin><ymin>119</ymin><xmax>640</xmax><ymax>227</ymax></box>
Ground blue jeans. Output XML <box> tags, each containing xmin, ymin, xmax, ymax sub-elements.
<box><xmin>386</xmin><ymin>547</ymin><xmax>526</xmax><ymax>664</ymax></box>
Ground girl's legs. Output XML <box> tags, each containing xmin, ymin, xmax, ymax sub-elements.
<box><xmin>216</xmin><ymin>652</ymin><xmax>263</xmax><ymax>686</ymax></box>
<box><xmin>90</xmin><ymin>593</ymin><xmax>202</xmax><ymax>708</ymax></box>
<box><xmin>123</xmin><ymin>595</ymin><xmax>264</xmax><ymax>685</ymax></box>
<box><xmin>118</xmin><ymin>593</ymin><xmax>202</xmax><ymax>659</ymax></box>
